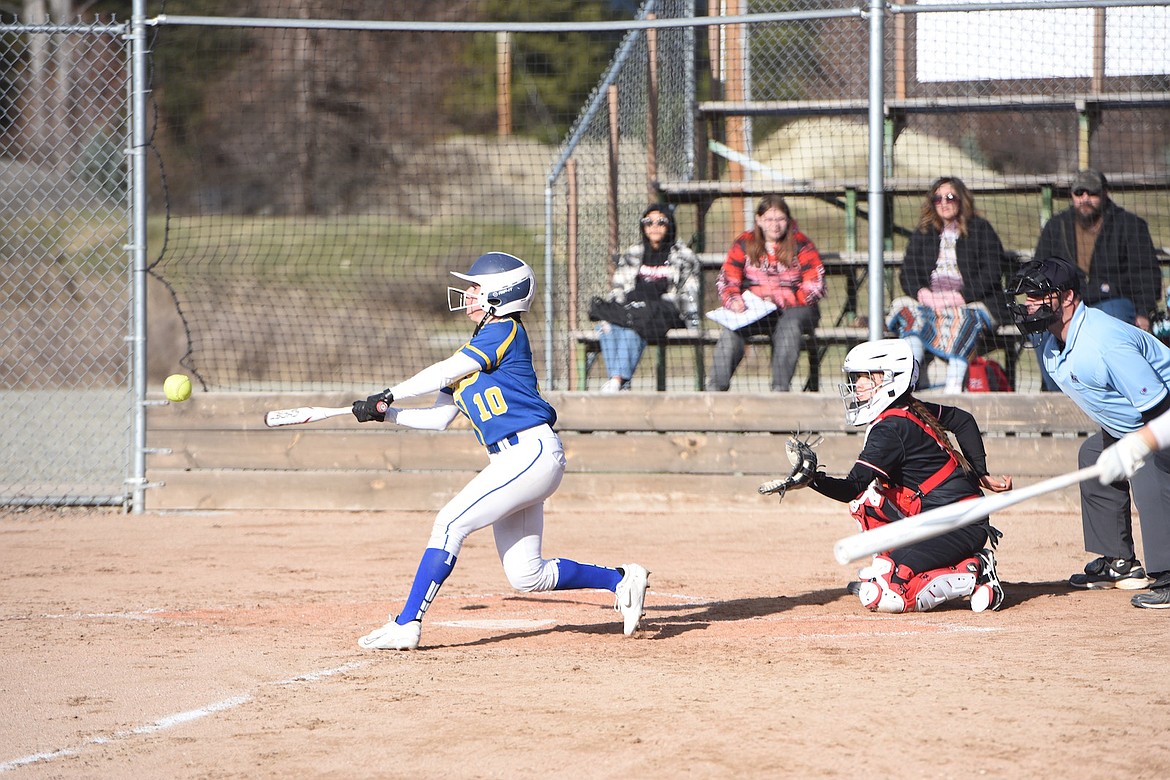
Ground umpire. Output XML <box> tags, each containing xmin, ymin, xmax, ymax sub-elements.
<box><xmin>1010</xmin><ymin>256</ymin><xmax>1170</xmax><ymax>609</ymax></box>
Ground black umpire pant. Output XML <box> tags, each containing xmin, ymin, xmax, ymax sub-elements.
<box><xmin>1079</xmin><ymin>430</ymin><xmax>1170</xmax><ymax>575</ymax></box>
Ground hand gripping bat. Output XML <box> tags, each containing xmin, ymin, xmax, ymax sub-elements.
<box><xmin>265</xmin><ymin>389</ymin><xmax>392</xmax><ymax>428</ymax></box>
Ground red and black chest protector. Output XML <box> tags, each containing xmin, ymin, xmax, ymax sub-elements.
<box><xmin>849</xmin><ymin>407</ymin><xmax>961</xmax><ymax>530</ymax></box>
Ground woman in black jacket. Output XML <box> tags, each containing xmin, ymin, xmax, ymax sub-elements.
<box><xmin>887</xmin><ymin>177</ymin><xmax>1010</xmax><ymax>393</ymax></box>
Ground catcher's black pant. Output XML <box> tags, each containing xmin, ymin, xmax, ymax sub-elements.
<box><xmin>889</xmin><ymin>521</ymin><xmax>990</xmax><ymax>578</ymax></box>
<box><xmin>1079</xmin><ymin>430</ymin><xmax>1170</xmax><ymax>575</ymax></box>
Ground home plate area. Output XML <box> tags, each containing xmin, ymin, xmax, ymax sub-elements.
<box><xmin>434</xmin><ymin>590</ymin><xmax>1001</xmax><ymax>647</ymax></box>
<box><xmin>146</xmin><ymin>586</ymin><xmax>999</xmax><ymax>650</ymax></box>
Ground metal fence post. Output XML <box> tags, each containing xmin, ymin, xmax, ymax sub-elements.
<box><xmin>129</xmin><ymin>0</ymin><xmax>149</xmax><ymax>513</ymax></box>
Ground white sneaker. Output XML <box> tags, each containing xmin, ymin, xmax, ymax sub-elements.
<box><xmin>600</xmin><ymin>378</ymin><xmax>624</xmax><ymax>394</ymax></box>
<box><xmin>614</xmin><ymin>563</ymin><xmax>650</xmax><ymax>635</ymax></box>
<box><xmin>358</xmin><ymin>616</ymin><xmax>422</xmax><ymax>650</ymax></box>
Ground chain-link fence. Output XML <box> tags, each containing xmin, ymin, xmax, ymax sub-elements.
<box><xmin>3</xmin><ymin>2</ymin><xmax>1169</xmax><ymax>507</ymax></box>
<box><xmin>144</xmin><ymin>1</ymin><xmax>1170</xmax><ymax>398</ymax></box>
<box><xmin>551</xmin><ymin>0</ymin><xmax>1170</xmax><ymax>392</ymax></box>
<box><xmin>0</xmin><ymin>20</ymin><xmax>131</xmax><ymax>507</ymax></box>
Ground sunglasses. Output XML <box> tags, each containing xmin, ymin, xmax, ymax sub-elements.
<box><xmin>931</xmin><ymin>193</ymin><xmax>959</xmax><ymax>204</ymax></box>
<box><xmin>1072</xmin><ymin>188</ymin><xmax>1101</xmax><ymax>197</ymax></box>
<box><xmin>641</xmin><ymin>217</ymin><xmax>669</xmax><ymax>227</ymax></box>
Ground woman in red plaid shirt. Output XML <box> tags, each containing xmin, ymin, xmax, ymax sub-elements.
<box><xmin>708</xmin><ymin>194</ymin><xmax>826</xmax><ymax>391</ymax></box>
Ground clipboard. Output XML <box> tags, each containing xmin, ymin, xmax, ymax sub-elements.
<box><xmin>705</xmin><ymin>290</ymin><xmax>778</xmax><ymax>330</ymax></box>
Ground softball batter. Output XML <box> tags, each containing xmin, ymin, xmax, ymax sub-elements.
<box><xmin>351</xmin><ymin>252</ymin><xmax>650</xmax><ymax>650</ymax></box>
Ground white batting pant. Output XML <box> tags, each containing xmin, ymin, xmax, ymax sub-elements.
<box><xmin>426</xmin><ymin>425</ymin><xmax>566</xmax><ymax>592</ymax></box>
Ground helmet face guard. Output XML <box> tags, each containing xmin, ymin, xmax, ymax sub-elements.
<box><xmin>447</xmin><ymin>285</ymin><xmax>478</xmax><ymax>313</ymax></box>
<box><xmin>840</xmin><ymin>371</ymin><xmax>898</xmax><ymax>427</ymax></box>
<box><xmin>1008</xmin><ymin>257</ymin><xmax>1080</xmax><ymax>336</ymax></box>
<box><xmin>1007</xmin><ymin>297</ymin><xmax>1062</xmax><ymax>335</ymax></box>
<box><xmin>838</xmin><ymin>339</ymin><xmax>918</xmax><ymax>427</ymax></box>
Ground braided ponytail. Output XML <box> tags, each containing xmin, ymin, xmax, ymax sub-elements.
<box><xmin>907</xmin><ymin>398</ymin><xmax>976</xmax><ymax>475</ymax></box>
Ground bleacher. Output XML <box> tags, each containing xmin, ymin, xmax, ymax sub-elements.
<box><xmin>578</xmin><ymin>68</ymin><xmax>1170</xmax><ymax>391</ymax></box>
<box><xmin>574</xmin><ymin>250</ymin><xmax>1029</xmax><ymax>392</ymax></box>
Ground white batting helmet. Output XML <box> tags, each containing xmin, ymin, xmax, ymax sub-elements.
<box><xmin>839</xmin><ymin>338</ymin><xmax>919</xmax><ymax>427</ymax></box>
<box><xmin>448</xmin><ymin>252</ymin><xmax>536</xmax><ymax>317</ymax></box>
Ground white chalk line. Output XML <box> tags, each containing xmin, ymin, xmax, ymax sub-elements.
<box><xmin>0</xmin><ymin>662</ymin><xmax>366</xmax><ymax>774</ymax></box>
<box><xmin>37</xmin><ymin>609</ymin><xmax>169</xmax><ymax>621</ymax></box>
<box><xmin>435</xmin><ymin>618</ymin><xmax>558</xmax><ymax>630</ymax></box>
<box><xmin>747</xmin><ymin>624</ymin><xmax>1000</xmax><ymax>640</ymax></box>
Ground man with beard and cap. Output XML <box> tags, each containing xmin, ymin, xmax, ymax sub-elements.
<box><xmin>1031</xmin><ymin>169</ymin><xmax>1160</xmax><ymax>390</ymax></box>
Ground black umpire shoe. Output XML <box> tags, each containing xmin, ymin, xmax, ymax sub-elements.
<box><xmin>1132</xmin><ymin>572</ymin><xmax>1170</xmax><ymax>609</ymax></box>
<box><xmin>1069</xmin><ymin>556</ymin><xmax>1150</xmax><ymax>590</ymax></box>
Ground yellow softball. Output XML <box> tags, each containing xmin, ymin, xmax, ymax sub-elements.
<box><xmin>164</xmin><ymin>373</ymin><xmax>192</xmax><ymax>402</ymax></box>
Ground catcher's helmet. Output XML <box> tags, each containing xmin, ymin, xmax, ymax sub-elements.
<box><xmin>839</xmin><ymin>338</ymin><xmax>919</xmax><ymax>427</ymax></box>
<box><xmin>448</xmin><ymin>252</ymin><xmax>536</xmax><ymax>317</ymax></box>
<box><xmin>1007</xmin><ymin>256</ymin><xmax>1082</xmax><ymax>335</ymax></box>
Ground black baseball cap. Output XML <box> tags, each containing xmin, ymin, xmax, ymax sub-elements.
<box><xmin>1071</xmin><ymin>169</ymin><xmax>1107</xmax><ymax>195</ymax></box>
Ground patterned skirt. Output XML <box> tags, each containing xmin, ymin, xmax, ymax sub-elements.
<box><xmin>886</xmin><ymin>297</ymin><xmax>994</xmax><ymax>361</ymax></box>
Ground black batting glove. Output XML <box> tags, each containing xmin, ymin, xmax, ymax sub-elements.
<box><xmin>351</xmin><ymin>400</ymin><xmax>384</xmax><ymax>423</ymax></box>
<box><xmin>351</xmin><ymin>389</ymin><xmax>393</xmax><ymax>423</ymax></box>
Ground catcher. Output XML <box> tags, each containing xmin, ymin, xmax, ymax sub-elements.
<box><xmin>760</xmin><ymin>339</ymin><xmax>1013</xmax><ymax>613</ymax></box>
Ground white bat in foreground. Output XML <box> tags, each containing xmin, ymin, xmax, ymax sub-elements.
<box><xmin>833</xmin><ymin>464</ymin><xmax>1104</xmax><ymax>565</ymax></box>
<box><xmin>264</xmin><ymin>406</ymin><xmax>353</xmax><ymax>428</ymax></box>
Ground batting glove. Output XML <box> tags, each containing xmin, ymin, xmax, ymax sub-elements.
<box><xmin>1097</xmin><ymin>432</ymin><xmax>1152</xmax><ymax>484</ymax></box>
<box><xmin>351</xmin><ymin>389</ymin><xmax>393</xmax><ymax>423</ymax></box>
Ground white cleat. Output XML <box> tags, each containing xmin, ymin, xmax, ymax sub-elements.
<box><xmin>358</xmin><ymin>616</ymin><xmax>422</xmax><ymax>650</ymax></box>
<box><xmin>614</xmin><ymin>563</ymin><xmax>650</xmax><ymax>636</ymax></box>
<box><xmin>970</xmin><ymin>549</ymin><xmax>1006</xmax><ymax>613</ymax></box>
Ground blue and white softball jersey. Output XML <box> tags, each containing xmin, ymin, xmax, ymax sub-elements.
<box><xmin>441</xmin><ymin>318</ymin><xmax>557</xmax><ymax>448</ymax></box>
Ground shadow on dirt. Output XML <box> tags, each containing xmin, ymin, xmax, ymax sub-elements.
<box><xmin>438</xmin><ymin>588</ymin><xmax>850</xmax><ymax>646</ymax></box>
<box><xmin>429</xmin><ymin>580</ymin><xmax>1084</xmax><ymax>648</ymax></box>
<box><xmin>1000</xmin><ymin>579</ymin><xmax>1081</xmax><ymax>608</ymax></box>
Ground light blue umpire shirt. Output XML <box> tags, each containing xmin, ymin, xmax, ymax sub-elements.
<box><xmin>1039</xmin><ymin>302</ymin><xmax>1170</xmax><ymax>438</ymax></box>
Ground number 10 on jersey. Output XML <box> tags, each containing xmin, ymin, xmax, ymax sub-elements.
<box><xmin>470</xmin><ymin>386</ymin><xmax>508</xmax><ymax>421</ymax></box>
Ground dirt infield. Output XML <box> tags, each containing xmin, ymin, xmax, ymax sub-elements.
<box><xmin>4</xmin><ymin>500</ymin><xmax>1170</xmax><ymax>778</ymax></box>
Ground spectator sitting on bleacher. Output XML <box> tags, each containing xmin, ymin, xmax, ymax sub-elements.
<box><xmin>707</xmin><ymin>194</ymin><xmax>826</xmax><ymax>392</ymax></box>
<box><xmin>589</xmin><ymin>203</ymin><xmax>701</xmax><ymax>392</ymax></box>
<box><xmin>1031</xmin><ymin>169</ymin><xmax>1161</xmax><ymax>391</ymax></box>
<box><xmin>887</xmin><ymin>176</ymin><xmax>1010</xmax><ymax>394</ymax></box>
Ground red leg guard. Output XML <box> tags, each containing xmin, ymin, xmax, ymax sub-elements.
<box><xmin>857</xmin><ymin>555</ymin><xmax>980</xmax><ymax>613</ymax></box>
<box><xmin>901</xmin><ymin>557</ymin><xmax>981</xmax><ymax>612</ymax></box>
<box><xmin>856</xmin><ymin>555</ymin><xmax>908</xmax><ymax>613</ymax></box>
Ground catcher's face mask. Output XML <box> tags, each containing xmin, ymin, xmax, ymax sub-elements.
<box><xmin>841</xmin><ymin>371</ymin><xmax>894</xmax><ymax>425</ymax></box>
<box><xmin>1008</xmin><ymin>291</ymin><xmax>1064</xmax><ymax>336</ymax></box>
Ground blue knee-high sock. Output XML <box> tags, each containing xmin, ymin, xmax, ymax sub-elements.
<box><xmin>552</xmin><ymin>558</ymin><xmax>623</xmax><ymax>591</ymax></box>
<box><xmin>397</xmin><ymin>547</ymin><xmax>456</xmax><ymax>624</ymax></box>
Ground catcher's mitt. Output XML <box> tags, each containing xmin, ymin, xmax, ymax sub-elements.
<box><xmin>758</xmin><ymin>433</ymin><xmax>822</xmax><ymax>499</ymax></box>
